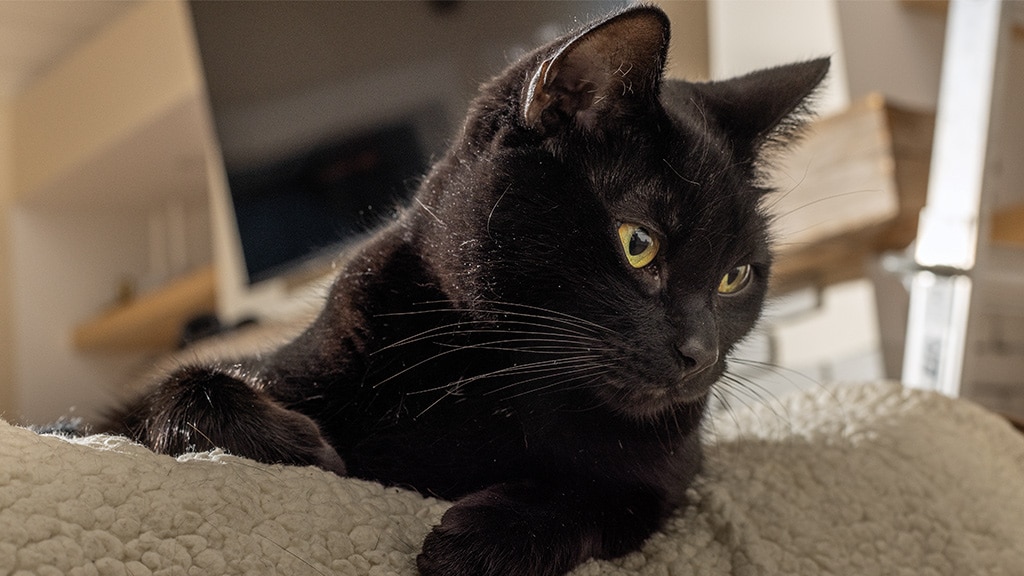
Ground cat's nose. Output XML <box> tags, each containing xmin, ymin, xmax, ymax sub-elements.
<box><xmin>675</xmin><ymin>335</ymin><xmax>719</xmax><ymax>378</ymax></box>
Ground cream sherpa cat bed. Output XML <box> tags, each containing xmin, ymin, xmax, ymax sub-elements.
<box><xmin>3</xmin><ymin>381</ymin><xmax>1023</xmax><ymax>575</ymax></box>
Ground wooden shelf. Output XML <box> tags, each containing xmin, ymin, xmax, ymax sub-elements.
<box><xmin>770</xmin><ymin>94</ymin><xmax>934</xmax><ymax>294</ymax></box>
<box><xmin>73</xmin><ymin>265</ymin><xmax>216</xmax><ymax>353</ymax></box>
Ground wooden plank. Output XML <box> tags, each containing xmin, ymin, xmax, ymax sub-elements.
<box><xmin>769</xmin><ymin>94</ymin><xmax>934</xmax><ymax>294</ymax></box>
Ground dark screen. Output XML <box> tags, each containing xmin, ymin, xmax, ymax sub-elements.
<box><xmin>227</xmin><ymin>121</ymin><xmax>425</xmax><ymax>283</ymax></box>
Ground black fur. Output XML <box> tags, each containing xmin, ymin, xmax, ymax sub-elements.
<box><xmin>104</xmin><ymin>7</ymin><xmax>828</xmax><ymax>576</ymax></box>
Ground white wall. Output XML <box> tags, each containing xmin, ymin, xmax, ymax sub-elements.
<box><xmin>707</xmin><ymin>0</ymin><xmax>945</xmax><ymax>111</ymax></box>
<box><xmin>9</xmin><ymin>207</ymin><xmax>155</xmax><ymax>424</ymax></box>
<box><xmin>837</xmin><ymin>0</ymin><xmax>945</xmax><ymax>110</ymax></box>
<box><xmin>708</xmin><ymin>0</ymin><xmax>850</xmax><ymax>115</ymax></box>
<box><xmin>7</xmin><ymin>201</ymin><xmax>211</xmax><ymax>426</ymax></box>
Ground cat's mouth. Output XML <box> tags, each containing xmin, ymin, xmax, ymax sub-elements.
<box><xmin>599</xmin><ymin>361</ymin><xmax>721</xmax><ymax>418</ymax></box>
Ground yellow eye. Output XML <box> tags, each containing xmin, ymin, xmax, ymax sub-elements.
<box><xmin>617</xmin><ymin>223</ymin><xmax>659</xmax><ymax>268</ymax></box>
<box><xmin>718</xmin><ymin>265</ymin><xmax>752</xmax><ymax>295</ymax></box>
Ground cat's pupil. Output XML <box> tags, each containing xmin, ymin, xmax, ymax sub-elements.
<box><xmin>629</xmin><ymin>229</ymin><xmax>653</xmax><ymax>256</ymax></box>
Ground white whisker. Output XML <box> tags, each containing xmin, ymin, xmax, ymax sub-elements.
<box><xmin>374</xmin><ymin>321</ymin><xmax>604</xmax><ymax>354</ymax></box>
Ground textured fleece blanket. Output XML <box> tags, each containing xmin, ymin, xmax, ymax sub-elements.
<box><xmin>2</xmin><ymin>381</ymin><xmax>1023</xmax><ymax>576</ymax></box>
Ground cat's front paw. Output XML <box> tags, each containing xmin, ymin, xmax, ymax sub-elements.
<box><xmin>416</xmin><ymin>486</ymin><xmax>584</xmax><ymax>576</ymax></box>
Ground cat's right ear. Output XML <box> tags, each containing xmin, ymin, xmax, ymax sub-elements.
<box><xmin>522</xmin><ymin>7</ymin><xmax>670</xmax><ymax>135</ymax></box>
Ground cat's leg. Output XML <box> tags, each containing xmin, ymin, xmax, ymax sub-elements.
<box><xmin>417</xmin><ymin>481</ymin><xmax>667</xmax><ymax>576</ymax></box>
<box><xmin>108</xmin><ymin>365</ymin><xmax>346</xmax><ymax>475</ymax></box>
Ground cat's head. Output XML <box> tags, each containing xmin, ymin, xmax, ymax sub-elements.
<box><xmin>414</xmin><ymin>6</ymin><xmax>828</xmax><ymax>419</ymax></box>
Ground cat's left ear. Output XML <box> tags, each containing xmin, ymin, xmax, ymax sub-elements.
<box><xmin>694</xmin><ymin>58</ymin><xmax>831</xmax><ymax>154</ymax></box>
<box><xmin>523</xmin><ymin>6</ymin><xmax>670</xmax><ymax>134</ymax></box>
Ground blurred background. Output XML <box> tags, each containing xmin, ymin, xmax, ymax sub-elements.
<box><xmin>0</xmin><ymin>0</ymin><xmax>1021</xmax><ymax>427</ymax></box>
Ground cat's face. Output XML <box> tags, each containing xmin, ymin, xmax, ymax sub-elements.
<box><xmin>417</xmin><ymin>8</ymin><xmax>828</xmax><ymax>419</ymax></box>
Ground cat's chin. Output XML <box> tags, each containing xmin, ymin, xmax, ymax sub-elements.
<box><xmin>599</xmin><ymin>367</ymin><xmax>719</xmax><ymax>420</ymax></box>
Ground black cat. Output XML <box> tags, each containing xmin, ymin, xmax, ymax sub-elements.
<box><xmin>107</xmin><ymin>6</ymin><xmax>828</xmax><ymax>576</ymax></box>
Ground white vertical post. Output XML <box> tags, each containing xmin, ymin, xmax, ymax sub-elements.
<box><xmin>902</xmin><ymin>0</ymin><xmax>1007</xmax><ymax>393</ymax></box>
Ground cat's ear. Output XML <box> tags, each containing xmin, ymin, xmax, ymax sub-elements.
<box><xmin>523</xmin><ymin>7</ymin><xmax>670</xmax><ymax>134</ymax></box>
<box><xmin>695</xmin><ymin>58</ymin><xmax>831</xmax><ymax>152</ymax></box>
